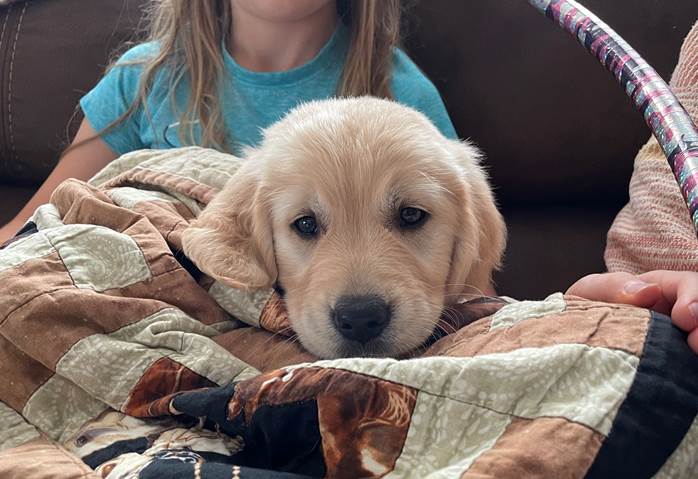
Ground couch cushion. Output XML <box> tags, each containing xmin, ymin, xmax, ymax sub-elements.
<box><xmin>0</xmin><ymin>185</ymin><xmax>35</xmax><ymax>226</ymax></box>
<box><xmin>0</xmin><ymin>0</ymin><xmax>147</xmax><ymax>186</ymax></box>
<box><xmin>494</xmin><ymin>206</ymin><xmax>615</xmax><ymax>298</ymax></box>
<box><xmin>405</xmin><ymin>0</ymin><xmax>698</xmax><ymax>207</ymax></box>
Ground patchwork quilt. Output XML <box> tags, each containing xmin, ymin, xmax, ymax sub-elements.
<box><xmin>0</xmin><ymin>147</ymin><xmax>696</xmax><ymax>478</ymax></box>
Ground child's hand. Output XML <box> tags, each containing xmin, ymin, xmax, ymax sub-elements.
<box><xmin>567</xmin><ymin>271</ymin><xmax>698</xmax><ymax>354</ymax></box>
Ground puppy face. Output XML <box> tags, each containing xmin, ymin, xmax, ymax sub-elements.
<box><xmin>183</xmin><ymin>98</ymin><xmax>505</xmax><ymax>358</ymax></box>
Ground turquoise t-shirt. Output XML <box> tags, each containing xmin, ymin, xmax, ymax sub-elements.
<box><xmin>80</xmin><ymin>22</ymin><xmax>457</xmax><ymax>155</ymax></box>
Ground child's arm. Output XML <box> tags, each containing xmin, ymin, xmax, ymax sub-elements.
<box><xmin>0</xmin><ymin>119</ymin><xmax>117</xmax><ymax>243</ymax></box>
<box><xmin>567</xmin><ymin>270</ymin><xmax>698</xmax><ymax>353</ymax></box>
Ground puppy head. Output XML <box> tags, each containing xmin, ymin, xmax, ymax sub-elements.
<box><xmin>183</xmin><ymin>97</ymin><xmax>506</xmax><ymax>358</ymax></box>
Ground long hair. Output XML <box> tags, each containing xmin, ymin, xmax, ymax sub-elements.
<box><xmin>76</xmin><ymin>0</ymin><xmax>402</xmax><ymax>153</ymax></box>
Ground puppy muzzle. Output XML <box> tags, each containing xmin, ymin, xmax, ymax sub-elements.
<box><xmin>331</xmin><ymin>294</ymin><xmax>391</xmax><ymax>344</ymax></box>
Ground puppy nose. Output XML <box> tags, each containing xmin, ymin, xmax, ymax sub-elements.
<box><xmin>332</xmin><ymin>295</ymin><xmax>391</xmax><ymax>343</ymax></box>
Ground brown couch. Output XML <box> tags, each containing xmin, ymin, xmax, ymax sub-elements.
<box><xmin>0</xmin><ymin>0</ymin><xmax>145</xmax><ymax>234</ymax></box>
<box><xmin>1</xmin><ymin>0</ymin><xmax>697</xmax><ymax>298</ymax></box>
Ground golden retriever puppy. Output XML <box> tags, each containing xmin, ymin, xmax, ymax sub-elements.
<box><xmin>182</xmin><ymin>97</ymin><xmax>506</xmax><ymax>358</ymax></box>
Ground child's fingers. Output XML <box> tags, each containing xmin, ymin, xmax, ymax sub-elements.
<box><xmin>634</xmin><ymin>271</ymin><xmax>698</xmax><ymax>333</ymax></box>
<box><xmin>567</xmin><ymin>272</ymin><xmax>664</xmax><ymax>310</ymax></box>
<box><xmin>688</xmin><ymin>329</ymin><xmax>698</xmax><ymax>354</ymax></box>
<box><xmin>670</xmin><ymin>274</ymin><xmax>698</xmax><ymax>334</ymax></box>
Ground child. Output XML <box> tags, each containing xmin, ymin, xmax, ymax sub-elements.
<box><xmin>0</xmin><ymin>0</ymin><xmax>456</xmax><ymax>241</ymax></box>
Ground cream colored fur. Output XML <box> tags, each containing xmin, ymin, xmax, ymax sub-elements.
<box><xmin>183</xmin><ymin>97</ymin><xmax>506</xmax><ymax>358</ymax></box>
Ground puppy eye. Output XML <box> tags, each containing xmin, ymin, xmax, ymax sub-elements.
<box><xmin>292</xmin><ymin>215</ymin><xmax>318</xmax><ymax>238</ymax></box>
<box><xmin>399</xmin><ymin>207</ymin><xmax>429</xmax><ymax>229</ymax></box>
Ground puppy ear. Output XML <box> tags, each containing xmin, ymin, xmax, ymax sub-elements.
<box><xmin>181</xmin><ymin>162</ymin><xmax>277</xmax><ymax>289</ymax></box>
<box><xmin>445</xmin><ymin>140</ymin><xmax>507</xmax><ymax>298</ymax></box>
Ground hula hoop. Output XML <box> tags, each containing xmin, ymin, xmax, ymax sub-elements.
<box><xmin>529</xmin><ymin>0</ymin><xmax>698</xmax><ymax>236</ymax></box>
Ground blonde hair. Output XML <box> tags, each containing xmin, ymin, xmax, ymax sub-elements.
<box><xmin>83</xmin><ymin>0</ymin><xmax>402</xmax><ymax>153</ymax></box>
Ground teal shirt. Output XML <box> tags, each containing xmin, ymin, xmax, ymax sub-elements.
<box><xmin>80</xmin><ymin>23</ymin><xmax>457</xmax><ymax>155</ymax></box>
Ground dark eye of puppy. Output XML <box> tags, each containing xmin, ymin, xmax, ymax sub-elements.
<box><xmin>399</xmin><ymin>207</ymin><xmax>429</xmax><ymax>229</ymax></box>
<box><xmin>292</xmin><ymin>215</ymin><xmax>318</xmax><ymax>238</ymax></box>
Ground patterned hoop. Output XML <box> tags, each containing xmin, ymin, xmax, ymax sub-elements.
<box><xmin>529</xmin><ymin>0</ymin><xmax>698</xmax><ymax>236</ymax></box>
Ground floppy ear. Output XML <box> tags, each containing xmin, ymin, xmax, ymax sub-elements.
<box><xmin>445</xmin><ymin>140</ymin><xmax>507</xmax><ymax>298</ymax></box>
<box><xmin>181</xmin><ymin>162</ymin><xmax>277</xmax><ymax>289</ymax></box>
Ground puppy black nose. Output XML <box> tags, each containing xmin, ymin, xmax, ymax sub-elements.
<box><xmin>332</xmin><ymin>295</ymin><xmax>391</xmax><ymax>343</ymax></box>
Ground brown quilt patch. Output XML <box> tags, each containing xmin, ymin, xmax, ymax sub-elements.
<box><xmin>0</xmin><ymin>334</ymin><xmax>53</xmax><ymax>411</ymax></box>
<box><xmin>0</xmin><ymin>252</ymin><xmax>74</xmax><ymax>324</ymax></box>
<box><xmin>433</xmin><ymin>298</ymin><xmax>650</xmax><ymax>358</ymax></box>
<box><xmin>423</xmin><ymin>315</ymin><xmax>493</xmax><ymax>357</ymax></box>
<box><xmin>0</xmin><ymin>438</ymin><xmax>100</xmax><ymax>479</ymax></box>
<box><xmin>259</xmin><ymin>293</ymin><xmax>292</xmax><ymax>335</ymax></box>
<box><xmin>229</xmin><ymin>366</ymin><xmax>417</xmax><ymax>477</ymax></box>
<box><xmin>50</xmin><ymin>180</ymin><xmax>117</xmax><ymax>225</ymax></box>
<box><xmin>565</xmin><ymin>298</ymin><xmax>649</xmax><ymax>355</ymax></box>
<box><xmin>123</xmin><ymin>357</ymin><xmax>217</xmax><ymax>417</ymax></box>
<box><xmin>214</xmin><ymin>327</ymin><xmax>314</xmax><ymax>372</ymax></box>
<box><xmin>462</xmin><ymin>417</ymin><xmax>603</xmax><ymax>478</ymax></box>
<box><xmin>103</xmin><ymin>267</ymin><xmax>229</xmax><ymax>327</ymax></box>
<box><xmin>420</xmin><ymin>298</ymin><xmax>509</xmax><ymax>355</ymax></box>
<box><xmin>122</xmin><ymin>199</ymin><xmax>196</xmax><ymax>249</ymax></box>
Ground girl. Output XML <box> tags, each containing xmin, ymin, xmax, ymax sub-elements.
<box><xmin>0</xmin><ymin>0</ymin><xmax>457</xmax><ymax>241</ymax></box>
